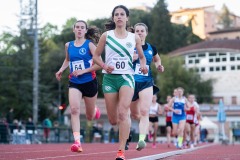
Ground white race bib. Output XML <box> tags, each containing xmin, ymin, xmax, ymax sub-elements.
<box><xmin>167</xmin><ymin>111</ymin><xmax>172</xmax><ymax>117</ymax></box>
<box><xmin>186</xmin><ymin>114</ymin><xmax>193</xmax><ymax>120</ymax></box>
<box><xmin>112</xmin><ymin>57</ymin><xmax>128</xmax><ymax>71</ymax></box>
<box><xmin>134</xmin><ymin>63</ymin><xmax>149</xmax><ymax>76</ymax></box>
<box><xmin>175</xmin><ymin>109</ymin><xmax>182</xmax><ymax>115</ymax></box>
<box><xmin>72</xmin><ymin>60</ymin><xmax>85</xmax><ymax>71</ymax></box>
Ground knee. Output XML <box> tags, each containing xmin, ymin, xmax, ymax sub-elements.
<box><xmin>86</xmin><ymin>115</ymin><xmax>94</xmax><ymax>121</ymax></box>
<box><xmin>130</xmin><ymin>113</ymin><xmax>140</xmax><ymax>120</ymax></box>
<box><xmin>70</xmin><ymin>106</ymin><xmax>80</xmax><ymax>115</ymax></box>
<box><xmin>140</xmin><ymin>108</ymin><xmax>149</xmax><ymax>117</ymax></box>
<box><xmin>109</xmin><ymin>119</ymin><xmax>117</xmax><ymax>125</ymax></box>
<box><xmin>118</xmin><ymin>112</ymin><xmax>128</xmax><ymax>122</ymax></box>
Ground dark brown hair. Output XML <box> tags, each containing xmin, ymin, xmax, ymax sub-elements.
<box><xmin>74</xmin><ymin>20</ymin><xmax>101</xmax><ymax>44</ymax></box>
<box><xmin>105</xmin><ymin>5</ymin><xmax>130</xmax><ymax>31</ymax></box>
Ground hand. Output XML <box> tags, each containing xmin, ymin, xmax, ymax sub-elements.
<box><xmin>103</xmin><ymin>65</ymin><xmax>114</xmax><ymax>74</ymax></box>
<box><xmin>72</xmin><ymin>70</ymin><xmax>86</xmax><ymax>77</ymax></box>
<box><xmin>157</xmin><ymin>65</ymin><xmax>164</xmax><ymax>72</ymax></box>
<box><xmin>174</xmin><ymin>109</ymin><xmax>180</xmax><ymax>114</ymax></box>
<box><xmin>140</xmin><ymin>65</ymin><xmax>148</xmax><ymax>74</ymax></box>
<box><xmin>55</xmin><ymin>71</ymin><xmax>62</xmax><ymax>81</ymax></box>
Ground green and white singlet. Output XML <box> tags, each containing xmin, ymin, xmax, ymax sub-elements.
<box><xmin>103</xmin><ymin>30</ymin><xmax>135</xmax><ymax>74</ymax></box>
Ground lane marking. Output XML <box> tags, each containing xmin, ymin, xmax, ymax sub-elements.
<box><xmin>130</xmin><ymin>144</ymin><xmax>216</xmax><ymax>160</ymax></box>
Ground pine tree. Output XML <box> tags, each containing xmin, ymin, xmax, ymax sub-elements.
<box><xmin>148</xmin><ymin>0</ymin><xmax>174</xmax><ymax>54</ymax></box>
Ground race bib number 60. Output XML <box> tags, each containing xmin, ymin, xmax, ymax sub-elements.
<box><xmin>112</xmin><ymin>58</ymin><xmax>128</xmax><ymax>71</ymax></box>
<box><xmin>72</xmin><ymin>60</ymin><xmax>85</xmax><ymax>71</ymax></box>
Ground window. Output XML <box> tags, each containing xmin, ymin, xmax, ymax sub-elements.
<box><xmin>189</xmin><ymin>60</ymin><xmax>193</xmax><ymax>64</ymax></box>
<box><xmin>210</xmin><ymin>67</ymin><xmax>214</xmax><ymax>71</ymax></box>
<box><xmin>231</xmin><ymin>66</ymin><xmax>235</xmax><ymax>70</ymax></box>
<box><xmin>222</xmin><ymin>57</ymin><xmax>226</xmax><ymax>61</ymax></box>
<box><xmin>222</xmin><ymin>66</ymin><xmax>226</xmax><ymax>71</ymax></box>
<box><xmin>209</xmin><ymin>59</ymin><xmax>214</xmax><ymax>62</ymax></box>
<box><xmin>238</xmin><ymin>65</ymin><xmax>240</xmax><ymax>70</ymax></box>
<box><xmin>189</xmin><ymin>54</ymin><xmax>196</xmax><ymax>58</ymax></box>
<box><xmin>230</xmin><ymin>57</ymin><xmax>235</xmax><ymax>61</ymax></box>
<box><xmin>216</xmin><ymin>58</ymin><xmax>220</xmax><ymax>62</ymax></box>
<box><xmin>216</xmin><ymin>67</ymin><xmax>220</xmax><ymax>71</ymax></box>
<box><xmin>219</xmin><ymin>53</ymin><xmax>226</xmax><ymax>56</ymax></box>
<box><xmin>198</xmin><ymin>53</ymin><xmax>205</xmax><ymax>57</ymax></box>
<box><xmin>209</xmin><ymin>53</ymin><xmax>216</xmax><ymax>56</ymax></box>
<box><xmin>201</xmin><ymin>67</ymin><xmax>205</xmax><ymax>72</ymax></box>
<box><xmin>195</xmin><ymin>59</ymin><xmax>199</xmax><ymax>64</ymax></box>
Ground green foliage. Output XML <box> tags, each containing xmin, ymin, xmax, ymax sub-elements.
<box><xmin>129</xmin><ymin>9</ymin><xmax>150</xmax><ymax>27</ymax></box>
<box><xmin>88</xmin><ymin>18</ymin><xmax>109</xmax><ymax>32</ymax></box>
<box><xmin>152</xmin><ymin>55</ymin><xmax>213</xmax><ymax>104</ymax></box>
<box><xmin>148</xmin><ymin>0</ymin><xmax>174</xmax><ymax>54</ymax></box>
<box><xmin>218</xmin><ymin>4</ymin><xmax>232</xmax><ymax>29</ymax></box>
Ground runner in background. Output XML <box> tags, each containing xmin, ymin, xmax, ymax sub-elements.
<box><xmin>168</xmin><ymin>87</ymin><xmax>189</xmax><ymax>149</ymax></box>
<box><xmin>183</xmin><ymin>94</ymin><xmax>199</xmax><ymax>148</ymax></box>
<box><xmin>148</xmin><ymin>94</ymin><xmax>162</xmax><ymax>148</ymax></box>
<box><xmin>127</xmin><ymin>22</ymin><xmax>164</xmax><ymax>151</ymax></box>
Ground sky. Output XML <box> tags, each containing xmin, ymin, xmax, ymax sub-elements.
<box><xmin>0</xmin><ymin>0</ymin><xmax>240</xmax><ymax>34</ymax></box>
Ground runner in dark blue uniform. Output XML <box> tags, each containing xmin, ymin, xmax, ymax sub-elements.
<box><xmin>126</xmin><ymin>23</ymin><xmax>164</xmax><ymax>151</ymax></box>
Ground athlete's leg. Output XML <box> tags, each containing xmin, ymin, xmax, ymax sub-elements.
<box><xmin>118</xmin><ymin>86</ymin><xmax>134</xmax><ymax>151</ymax></box>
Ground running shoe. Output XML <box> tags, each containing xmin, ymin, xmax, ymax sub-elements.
<box><xmin>125</xmin><ymin>134</ymin><xmax>132</xmax><ymax>150</ymax></box>
<box><xmin>148</xmin><ymin>133</ymin><xmax>152</xmax><ymax>141</ymax></box>
<box><xmin>152</xmin><ymin>143</ymin><xmax>156</xmax><ymax>148</ymax></box>
<box><xmin>176</xmin><ymin>143</ymin><xmax>182</xmax><ymax>149</ymax></box>
<box><xmin>136</xmin><ymin>140</ymin><xmax>146</xmax><ymax>151</ymax></box>
<box><xmin>116</xmin><ymin>150</ymin><xmax>125</xmax><ymax>160</ymax></box>
<box><xmin>71</xmin><ymin>141</ymin><xmax>83</xmax><ymax>152</ymax></box>
<box><xmin>95</xmin><ymin>107</ymin><xmax>101</xmax><ymax>119</ymax></box>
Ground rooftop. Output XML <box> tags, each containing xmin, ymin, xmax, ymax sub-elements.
<box><xmin>168</xmin><ymin>39</ymin><xmax>240</xmax><ymax>57</ymax></box>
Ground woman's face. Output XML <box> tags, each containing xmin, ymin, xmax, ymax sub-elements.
<box><xmin>113</xmin><ymin>8</ymin><xmax>128</xmax><ymax>27</ymax></box>
<box><xmin>134</xmin><ymin>25</ymin><xmax>147</xmax><ymax>42</ymax></box>
<box><xmin>188</xmin><ymin>95</ymin><xmax>195</xmax><ymax>103</ymax></box>
<box><xmin>73</xmin><ymin>21</ymin><xmax>87</xmax><ymax>39</ymax></box>
<box><xmin>178</xmin><ymin>88</ymin><xmax>184</xmax><ymax>96</ymax></box>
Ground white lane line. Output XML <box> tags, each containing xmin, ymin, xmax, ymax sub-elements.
<box><xmin>25</xmin><ymin>150</ymin><xmax>118</xmax><ymax>160</ymax></box>
<box><xmin>130</xmin><ymin>144</ymin><xmax>216</xmax><ymax>160</ymax></box>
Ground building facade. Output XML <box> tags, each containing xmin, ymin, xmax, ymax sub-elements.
<box><xmin>169</xmin><ymin>39</ymin><xmax>240</xmax><ymax>105</ymax></box>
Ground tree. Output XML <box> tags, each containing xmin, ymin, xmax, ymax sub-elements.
<box><xmin>129</xmin><ymin>9</ymin><xmax>150</xmax><ymax>27</ymax></box>
<box><xmin>172</xmin><ymin>24</ymin><xmax>202</xmax><ymax>49</ymax></box>
<box><xmin>148</xmin><ymin>0</ymin><xmax>174</xmax><ymax>54</ymax></box>
<box><xmin>152</xmin><ymin>55</ymin><xmax>213</xmax><ymax>103</ymax></box>
<box><xmin>218</xmin><ymin>4</ymin><xmax>232</xmax><ymax>29</ymax></box>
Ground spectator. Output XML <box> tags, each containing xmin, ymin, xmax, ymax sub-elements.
<box><xmin>26</xmin><ymin>117</ymin><xmax>35</xmax><ymax>144</ymax></box>
<box><xmin>0</xmin><ymin>118</ymin><xmax>10</xmax><ymax>144</ymax></box>
<box><xmin>53</xmin><ymin>121</ymin><xmax>59</xmax><ymax>142</ymax></box>
<box><xmin>42</xmin><ymin>118</ymin><xmax>52</xmax><ymax>143</ymax></box>
<box><xmin>6</xmin><ymin>108</ymin><xmax>14</xmax><ymax>132</ymax></box>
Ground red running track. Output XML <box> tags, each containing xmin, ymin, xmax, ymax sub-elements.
<box><xmin>0</xmin><ymin>142</ymin><xmax>239</xmax><ymax>160</ymax></box>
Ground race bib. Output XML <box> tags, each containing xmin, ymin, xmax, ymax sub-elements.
<box><xmin>72</xmin><ymin>60</ymin><xmax>85</xmax><ymax>71</ymax></box>
<box><xmin>167</xmin><ymin>111</ymin><xmax>172</xmax><ymax>117</ymax></box>
<box><xmin>175</xmin><ymin>109</ymin><xmax>182</xmax><ymax>115</ymax></box>
<box><xmin>186</xmin><ymin>114</ymin><xmax>193</xmax><ymax>120</ymax></box>
<box><xmin>112</xmin><ymin>57</ymin><xmax>128</xmax><ymax>71</ymax></box>
<box><xmin>134</xmin><ymin>63</ymin><xmax>149</xmax><ymax>76</ymax></box>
